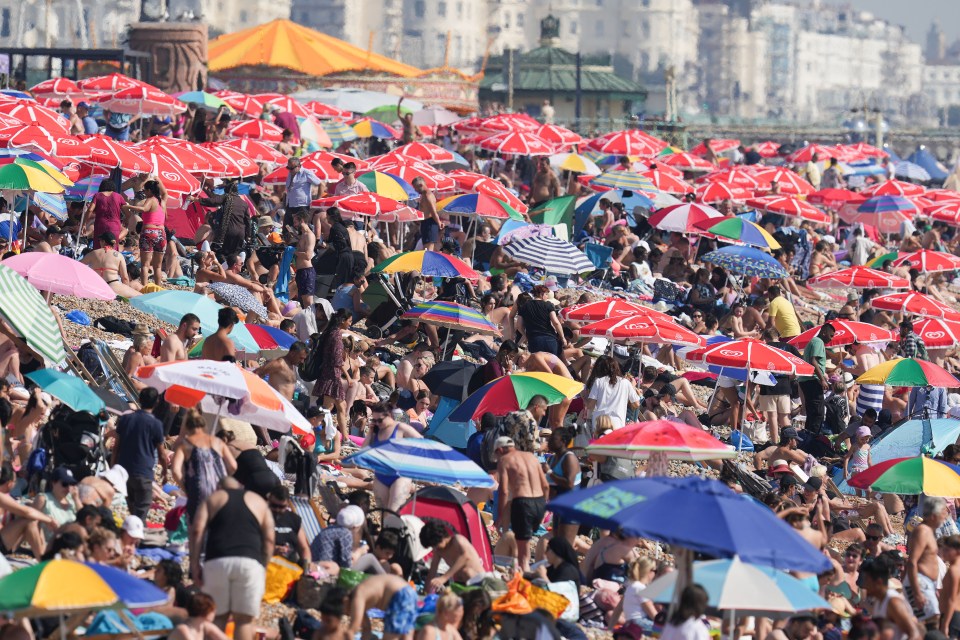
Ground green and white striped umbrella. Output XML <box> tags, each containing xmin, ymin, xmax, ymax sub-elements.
<box><xmin>0</xmin><ymin>264</ymin><xmax>66</xmax><ymax>365</ymax></box>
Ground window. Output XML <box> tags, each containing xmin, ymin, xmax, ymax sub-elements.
<box><xmin>504</xmin><ymin>12</ymin><xmax>510</xmax><ymax>28</ymax></box>
<box><xmin>438</xmin><ymin>1</ymin><xmax>446</xmax><ymax>17</ymax></box>
<box><xmin>595</xmin><ymin>21</ymin><xmax>604</xmax><ymax>36</ymax></box>
<box><xmin>570</xmin><ymin>20</ymin><xmax>578</xmax><ymax>34</ymax></box>
<box><xmin>457</xmin><ymin>1</ymin><xmax>462</xmax><ymax>18</ymax></box>
<box><xmin>517</xmin><ymin>12</ymin><xmax>524</xmax><ymax>27</ymax></box>
<box><xmin>0</xmin><ymin>8</ymin><xmax>8</xmax><ymax>38</ymax></box>
<box><xmin>414</xmin><ymin>0</ymin><xmax>424</xmax><ymax>17</ymax></box>
<box><xmin>239</xmin><ymin>10</ymin><xmax>248</xmax><ymax>23</ymax></box>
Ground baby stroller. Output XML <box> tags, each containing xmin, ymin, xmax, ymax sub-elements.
<box><xmin>35</xmin><ymin>405</ymin><xmax>109</xmax><ymax>481</ymax></box>
<box><xmin>368</xmin><ymin>507</ymin><xmax>428</xmax><ymax>583</ymax></box>
<box><xmin>362</xmin><ymin>272</ymin><xmax>417</xmax><ymax>339</ymax></box>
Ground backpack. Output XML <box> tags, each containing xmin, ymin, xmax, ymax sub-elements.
<box><xmin>823</xmin><ymin>395</ymin><xmax>848</xmax><ymax>436</ymax></box>
<box><xmin>916</xmin><ymin>338</ymin><xmax>929</xmax><ymax>361</ymax></box>
<box><xmin>95</xmin><ymin>316</ymin><xmax>137</xmax><ymax>337</ymax></box>
<box><xmin>480</xmin><ymin>418</ymin><xmax>508</xmax><ymax>472</ymax></box>
<box><xmin>299</xmin><ymin>337</ymin><xmax>325</xmax><ymax>382</ymax></box>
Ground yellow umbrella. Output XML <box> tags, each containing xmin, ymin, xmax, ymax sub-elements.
<box><xmin>0</xmin><ymin>163</ymin><xmax>66</xmax><ymax>193</ymax></box>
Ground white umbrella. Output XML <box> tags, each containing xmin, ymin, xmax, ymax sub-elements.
<box><xmin>290</xmin><ymin>88</ymin><xmax>423</xmax><ymax>114</ymax></box>
<box><xmin>894</xmin><ymin>160</ymin><xmax>931</xmax><ymax>182</ymax></box>
<box><xmin>412</xmin><ymin>106</ymin><xmax>461</xmax><ymax>127</ymax></box>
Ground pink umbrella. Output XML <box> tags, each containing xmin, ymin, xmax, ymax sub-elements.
<box><xmin>1</xmin><ymin>252</ymin><xmax>116</xmax><ymax>300</ymax></box>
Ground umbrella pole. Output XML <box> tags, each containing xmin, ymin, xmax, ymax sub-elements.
<box><xmin>74</xmin><ymin>203</ymin><xmax>88</xmax><ymax>256</ymax></box>
<box><xmin>667</xmin><ymin>547</ymin><xmax>694</xmax><ymax>619</ymax></box>
<box><xmin>727</xmin><ymin>609</ymin><xmax>736</xmax><ymax>640</ymax></box>
<box><xmin>441</xmin><ymin>330</ymin><xmax>451</xmax><ymax>362</ymax></box>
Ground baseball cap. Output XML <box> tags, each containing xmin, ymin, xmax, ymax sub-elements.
<box><xmin>122</xmin><ymin>515</ymin><xmax>145</xmax><ymax>540</ymax></box>
<box><xmin>782</xmin><ymin>427</ymin><xmax>799</xmax><ymax>441</ymax></box>
<box><xmin>857</xmin><ymin>426</ymin><xmax>872</xmax><ymax>438</ymax></box>
<box><xmin>336</xmin><ymin>505</ymin><xmax>365</xmax><ymax>528</ymax></box>
<box><xmin>77</xmin><ymin>101</ymin><xmax>89</xmax><ymax>109</ymax></box>
<box><xmin>769</xmin><ymin>459</ymin><xmax>791</xmax><ymax>474</ymax></box>
<box><xmin>51</xmin><ymin>466</ymin><xmax>78</xmax><ymax>486</ymax></box>
<box><xmin>780</xmin><ymin>475</ymin><xmax>799</xmax><ymax>487</ymax></box>
<box><xmin>803</xmin><ymin>477</ymin><xmax>823</xmax><ymax>492</ymax></box>
<box><xmin>543</xmin><ymin>275</ymin><xmax>559</xmax><ymax>292</ymax></box>
<box><xmin>494</xmin><ymin>436</ymin><xmax>515</xmax><ymax>449</ymax></box>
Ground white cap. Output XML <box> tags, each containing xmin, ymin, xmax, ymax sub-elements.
<box><xmin>99</xmin><ymin>465</ymin><xmax>129</xmax><ymax>497</ymax></box>
<box><xmin>122</xmin><ymin>515</ymin><xmax>145</xmax><ymax>540</ymax></box>
<box><xmin>336</xmin><ymin>505</ymin><xmax>365</xmax><ymax>528</ymax></box>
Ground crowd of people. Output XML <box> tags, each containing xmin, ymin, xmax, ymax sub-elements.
<box><xmin>4</xmin><ymin>90</ymin><xmax>960</xmax><ymax>640</ymax></box>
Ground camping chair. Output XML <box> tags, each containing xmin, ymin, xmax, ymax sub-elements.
<box><xmin>583</xmin><ymin>242</ymin><xmax>615</xmax><ymax>285</ymax></box>
<box><xmin>290</xmin><ymin>495</ymin><xmax>324</xmax><ymax>543</ymax></box>
<box><xmin>92</xmin><ymin>340</ymin><xmax>140</xmax><ymax>407</ymax></box>
<box><xmin>315</xmin><ymin>482</ymin><xmax>345</xmax><ymax>525</ymax></box>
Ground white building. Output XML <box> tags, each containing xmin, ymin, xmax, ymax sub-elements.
<box><xmin>400</xmin><ymin>0</ymin><xmax>486</xmax><ymax>70</ymax></box>
<box><xmin>167</xmin><ymin>0</ymin><xmax>291</xmax><ymax>36</ymax></box>
<box><xmin>0</xmin><ymin>0</ymin><xmax>137</xmax><ymax>48</ymax></box>
<box><xmin>290</xmin><ymin>0</ymin><xmax>403</xmax><ymax>61</ymax></box>
<box><xmin>486</xmin><ymin>0</ymin><xmax>527</xmax><ymax>55</ymax></box>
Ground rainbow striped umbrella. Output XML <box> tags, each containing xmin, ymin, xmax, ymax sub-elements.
<box><xmin>856</xmin><ymin>358</ymin><xmax>960</xmax><ymax>387</ymax></box>
<box><xmin>438</xmin><ymin>192</ymin><xmax>525</xmax><ymax>220</ymax></box>
<box><xmin>372</xmin><ymin>250</ymin><xmax>479</xmax><ymax>279</ymax></box>
<box><xmin>189</xmin><ymin>323</ymin><xmax>296</xmax><ymax>357</ymax></box>
<box><xmin>848</xmin><ymin>456</ymin><xmax>960</xmax><ymax>497</ymax></box>
<box><xmin>322</xmin><ymin>119</ymin><xmax>359</xmax><ymax>145</ymax></box>
<box><xmin>693</xmin><ymin>217</ymin><xmax>781</xmax><ymax>250</ymax></box>
<box><xmin>352</xmin><ymin>118</ymin><xmax>398</xmax><ymax>139</ymax></box>
<box><xmin>357</xmin><ymin>170</ymin><xmax>416</xmax><ymax>200</ymax></box>
<box><xmin>403</xmin><ymin>300</ymin><xmax>500</xmax><ymax>336</ymax></box>
<box><xmin>0</xmin><ymin>559</ymin><xmax>168</xmax><ymax>614</ymax></box>
<box><xmin>449</xmin><ymin>372</ymin><xmax>584</xmax><ymax>422</ymax></box>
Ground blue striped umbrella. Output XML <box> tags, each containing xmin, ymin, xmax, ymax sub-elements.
<box><xmin>591</xmin><ymin>170</ymin><xmax>656</xmax><ymax>191</ymax></box>
<box><xmin>702</xmin><ymin>245</ymin><xmax>789</xmax><ymax>279</ymax></box>
<box><xmin>15</xmin><ymin>192</ymin><xmax>66</xmax><ymax>221</ymax></box>
<box><xmin>342</xmin><ymin>439</ymin><xmax>495</xmax><ymax>487</ymax></box>
<box><xmin>321</xmin><ymin>119</ymin><xmax>358</xmax><ymax>146</ymax></box>
<box><xmin>857</xmin><ymin>195</ymin><xmax>918</xmax><ymax>214</ymax></box>
<box><xmin>65</xmin><ymin>175</ymin><xmax>107</xmax><ymax>201</ymax></box>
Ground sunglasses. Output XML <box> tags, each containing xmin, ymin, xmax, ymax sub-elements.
<box><xmin>865</xmin><ymin>535</ymin><xmax>881</xmax><ymax>541</ymax></box>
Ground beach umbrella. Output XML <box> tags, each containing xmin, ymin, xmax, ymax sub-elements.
<box><xmin>586</xmin><ymin>420</ymin><xmax>733</xmax><ymax>461</ymax></box>
<box><xmin>449</xmin><ymin>372</ymin><xmax>583</xmax><ymax>422</ymax></box>
<box><xmin>753</xmin><ymin>141</ymin><xmax>781</xmax><ymax>157</ymax></box>
<box><xmin>693</xmin><ymin>217</ymin><xmax>780</xmax><ymax>250</ymax></box>
<box><xmin>574</xmin><ymin>190</ymin><xmax>655</xmax><ymax>228</ymax></box>
<box><xmin>561</xmin><ymin>298</ymin><xmax>674</xmax><ymax>325</ymax></box>
<box><xmin>691</xmin><ymin>138</ymin><xmax>740</xmax><ymax>156</ymax></box>
<box><xmin>16</xmin><ymin>192</ymin><xmax>67</xmax><ymax>221</ymax></box>
<box><xmin>477</xmin><ymin>131</ymin><xmax>555</xmax><ymax>156</ymax></box>
<box><xmin>25</xmin><ymin>370</ymin><xmax>106</xmax><ymax>414</ymax></box>
<box><xmin>659</xmin><ymin>151</ymin><xmax>715</xmax><ymax>172</ymax></box>
<box><xmin>592</xmin><ymin>170</ymin><xmax>656</xmax><ymax>191</ymax></box>
<box><xmin>30</xmin><ymin>78</ymin><xmax>86</xmax><ymax>99</ymax></box>
<box><xmin>785</xmin><ymin>143</ymin><xmax>840</xmax><ymax>163</ymax></box>
<box><xmin>438</xmin><ymin>192</ymin><xmax>524</xmax><ymax>220</ymax></box>
<box><xmin>321</xmin><ymin>119</ymin><xmax>359</xmax><ymax>145</ymax></box>
<box><xmin>136</xmin><ymin>151</ymin><xmax>203</xmax><ymax>195</ymax></box>
<box><xmin>2</xmin><ymin>157</ymin><xmax>73</xmax><ymax>187</ymax></box>
<box><xmin>221</xmin><ymin>138</ymin><xmax>286</xmax><ymax>164</ymax></box>
<box><xmin>357</xmin><ymin>171</ymin><xmax>416</xmax><ymax>200</ymax></box>
<box><xmin>0</xmin><ymin>100</ymin><xmax>70</xmax><ymax>134</ymax></box>
<box><xmin>188</xmin><ymin>323</ymin><xmax>297</xmax><ymax>359</ymax></box>
<box><xmin>699</xmin><ymin>167</ymin><xmax>762</xmax><ymax>188</ymax></box>
<box><xmin>806</xmin><ymin>266</ymin><xmax>910</xmax><ymax>289</ymax></box>
<box><xmin>913</xmin><ymin>317</ymin><xmax>960</xmax><ymax>348</ymax></box>
<box><xmin>927</xmin><ymin>189</ymin><xmax>960</xmax><ymax>202</ymax></box>
<box><xmin>928</xmin><ymin>202</ymin><xmax>960</xmax><ymax>226</ymax></box>
<box><xmin>641</xmin><ymin>556</ymin><xmax>831</xmax><ymax>617</ymax></box>
<box><xmin>296</xmin><ymin>114</ymin><xmax>334</xmax><ymax>151</ymax></box>
<box><xmin>502</xmin><ymin>236</ymin><xmax>594</xmax><ymax>275</ymax></box>
<box><xmin>579</xmin><ymin>315</ymin><xmax>703</xmax><ymax>347</ymax></box>
<box><xmin>447</xmin><ymin>170</ymin><xmax>527</xmax><ymax>212</ymax></box>
<box><xmin>701</xmin><ymin>245</ymin><xmax>789</xmax><ymax>279</ymax></box>
<box><xmin>393</xmin><ymin>142</ymin><xmax>457</xmax><ymax>164</ymax></box>
<box><xmin>370</xmin><ymin>158</ymin><xmax>455</xmax><ymax>191</ymax></box>
<box><xmin>372</xmin><ymin>250</ymin><xmax>479</xmax><ymax>279</ymax></box>
<box><xmin>648</xmin><ymin>202</ymin><xmax>724</xmax><ymax>233</ymax></box>
<box><xmin>808</xmin><ymin>188</ymin><xmax>862</xmax><ymax>209</ymax></box>
<box><xmin>342</xmin><ymin>439</ymin><xmax>494</xmax><ymax>488</ymax></box>
<box><xmin>0</xmin><ymin>162</ymin><xmax>66</xmax><ymax>193</ymax></box>
<box><xmin>848</xmin><ymin>196</ymin><xmax>917</xmax><ymax>234</ymax></box>
<box><xmin>894</xmin><ymin>161</ymin><xmax>931</xmax><ymax>182</ymax></box>
<box><xmin>849</xmin><ymin>457</ymin><xmax>960</xmax><ymax>497</ymax></box>
<box><xmin>750</xmin><ymin>168</ymin><xmax>815</xmax><ymax>196</ymax></box>
<box><xmin>129</xmin><ymin>290</ymin><xmax>259</xmax><ymax>352</ymax></box>
<box><xmin>201</xmin><ymin>143</ymin><xmax>259</xmax><ymax>179</ymax></box>
<box><xmin>788</xmin><ymin>320</ymin><xmax>896</xmax><ymax>350</ymax></box>
<box><xmin>746</xmin><ymin>195</ymin><xmax>831</xmax><ymax>223</ymax></box>
<box><xmin>64</xmin><ymin>173</ymin><xmax>107</xmax><ymax>202</ymax></box>
<box><xmin>548</xmin><ymin>476</ymin><xmax>831</xmax><ymax>573</ymax></box>
<box><xmin>137</xmin><ymin>359</ymin><xmax>310</xmax><ymax>434</ymax></box>
<box><xmin>535</xmin><ymin>124</ymin><xmax>582</xmax><ymax>149</ymax></box>
<box><xmin>687</xmin><ymin>338</ymin><xmax>813</xmax><ymax>375</ymax></box>
<box><xmin>174</xmin><ymin>91</ymin><xmax>229</xmax><ymax>110</ymax></box>
<box><xmin>421</xmin><ymin>360</ymin><xmax>479</xmax><ymax>400</ymax></box>
<box><xmin>496</xmin><ymin>222</ymin><xmax>555</xmax><ymax>244</ymax></box>
<box><xmin>351</xmin><ymin>118</ymin><xmax>398</xmax><ymax>139</ymax></box>
<box><xmin>317</xmin><ymin>192</ymin><xmax>421</xmax><ymax>223</ymax></box>
<box><xmin>856</xmin><ymin>358</ymin><xmax>960</xmax><ymax>387</ymax></box>
<box><xmin>410</xmin><ymin>105</ymin><xmax>460</xmax><ymax>127</ymax></box>
<box><xmin>870</xmin><ymin>419</ymin><xmax>960</xmax><ymax>463</ymax></box>
<box><xmin>695</xmin><ymin>181</ymin><xmax>752</xmax><ymax>203</ymax></box>
<box><xmin>639</xmin><ymin>169</ymin><xmax>693</xmax><ymax>194</ymax></box>
<box><xmin>870</xmin><ymin>291</ymin><xmax>960</xmax><ymax>320</ymax></box>
<box><xmin>1</xmin><ymin>252</ymin><xmax>115</xmax><ymax>300</ymax></box>
<box><xmin>79</xmin><ymin>135</ymin><xmax>151</xmax><ymax>172</ymax></box>
<box><xmin>588</xmin><ymin>129</ymin><xmax>668</xmax><ymax>157</ymax></box>
<box><xmin>364</xmin><ymin>103</ymin><xmax>410</xmax><ymax>124</ymax></box>
<box><xmin>77</xmin><ymin>73</ymin><xmax>146</xmax><ymax>93</ymax></box>
<box><xmin>215</xmin><ymin>91</ymin><xmax>265</xmax><ymax>117</ymax></box>
<box><xmin>0</xmin><ymin>559</ymin><xmax>167</xmax><ymax>614</ymax></box>
<box><xmin>304</xmin><ymin>100</ymin><xmax>352</xmax><ymax>120</ymax></box>
<box><xmin>403</xmin><ymin>300</ymin><xmax>501</xmax><ymax>335</ymax></box>
<box><xmin>891</xmin><ymin>250</ymin><xmax>960</xmax><ymax>273</ymax></box>
<box><xmin>862</xmin><ymin>180</ymin><xmax>926</xmax><ymax>198</ymax></box>
<box><xmin>227</xmin><ymin>119</ymin><xmax>284</xmax><ymax>142</ymax></box>
<box><xmin>97</xmin><ymin>86</ymin><xmax>186</xmax><ymax>116</ymax></box>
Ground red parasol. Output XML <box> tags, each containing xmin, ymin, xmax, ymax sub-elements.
<box><xmin>648</xmin><ymin>202</ymin><xmax>725</xmax><ymax>232</ymax></box>
<box><xmin>695</xmin><ymin>181</ymin><xmax>752</xmax><ymax>204</ymax></box>
<box><xmin>80</xmin><ymin>134</ymin><xmax>152</xmax><ymax>172</ymax></box>
<box><xmin>0</xmin><ymin>100</ymin><xmax>70</xmax><ymax>134</ymax></box>
<box><xmin>890</xmin><ymin>249</ymin><xmax>960</xmax><ymax>273</ymax></box>
<box><xmin>313</xmin><ymin>193</ymin><xmax>422</xmax><ymax>223</ymax></box>
<box><xmin>97</xmin><ymin>86</ymin><xmax>186</xmax><ymax>116</ymax></box>
<box><xmin>659</xmin><ymin>151</ymin><xmax>715</xmax><ymax>172</ymax></box>
<box><xmin>587</xmin><ymin>420</ymin><xmax>734</xmax><ymax>461</ymax></box>
<box><xmin>686</xmin><ymin>338</ymin><xmax>814</xmax><ymax>375</ymax></box>
<box><xmin>579</xmin><ymin>315</ymin><xmax>704</xmax><ymax>347</ymax></box>
<box><xmin>862</xmin><ymin>180</ymin><xmax>926</xmax><ymax>198</ymax></box>
<box><xmin>227</xmin><ymin>119</ymin><xmax>285</xmax><ymax>142</ymax></box>
<box><xmin>746</xmin><ymin>195</ymin><xmax>830</xmax><ymax>223</ymax></box>
<box><xmin>871</xmin><ymin>291</ymin><xmax>960</xmax><ymax>320</ymax></box>
<box><xmin>807</xmin><ymin>266</ymin><xmax>910</xmax><ymax>289</ymax></box>
<box><xmin>221</xmin><ymin>138</ymin><xmax>287</xmax><ymax>165</ymax></box>
<box><xmin>912</xmin><ymin>318</ymin><xmax>960</xmax><ymax>348</ymax></box>
<box><xmin>214</xmin><ymin>91</ymin><xmax>265</xmax><ymax>117</ymax></box>
<box><xmin>561</xmin><ymin>298</ymin><xmax>675</xmax><ymax>324</ymax></box>
<box><xmin>77</xmin><ymin>73</ymin><xmax>147</xmax><ymax>93</ymax></box>
<box><xmin>477</xmin><ymin>131</ymin><xmax>555</xmax><ymax>156</ymax></box>
<box><xmin>788</xmin><ymin>320</ymin><xmax>897</xmax><ymax>350</ymax></box>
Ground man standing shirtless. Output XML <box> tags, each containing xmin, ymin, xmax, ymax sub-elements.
<box><xmin>413</xmin><ymin>177</ymin><xmax>440</xmax><ymax>251</ymax></box>
<box><xmin>530</xmin><ymin>157</ymin><xmax>560</xmax><ymax>207</ymax></box>
<box><xmin>496</xmin><ymin>436</ymin><xmax>549</xmax><ymax>572</ymax></box>
<box><xmin>294</xmin><ymin>213</ymin><xmax>316</xmax><ymax>310</ymax></box>
<box><xmin>256</xmin><ymin>342</ymin><xmax>308</xmax><ymax>401</ymax></box>
<box><xmin>201</xmin><ymin>308</ymin><xmax>238</xmax><ymax>362</ymax></box>
<box><xmin>160</xmin><ymin>313</ymin><xmax>201</xmax><ymax>363</ymax></box>
<box><xmin>906</xmin><ymin>497</ymin><xmax>946</xmax><ymax>627</ymax></box>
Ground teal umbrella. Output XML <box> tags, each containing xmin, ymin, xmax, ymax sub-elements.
<box><xmin>25</xmin><ymin>369</ymin><xmax>105</xmax><ymax>414</ymax></box>
<box><xmin>175</xmin><ymin>91</ymin><xmax>230</xmax><ymax>110</ymax></box>
<box><xmin>130</xmin><ymin>291</ymin><xmax>259</xmax><ymax>353</ymax></box>
<box><xmin>321</xmin><ymin>120</ymin><xmax>358</xmax><ymax>146</ymax></box>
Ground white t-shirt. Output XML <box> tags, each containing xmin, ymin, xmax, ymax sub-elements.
<box><xmin>622</xmin><ymin>581</ymin><xmax>651</xmax><ymax>622</ymax></box>
<box><xmin>660</xmin><ymin>618</ymin><xmax>710</xmax><ymax>640</ymax></box>
<box><xmin>588</xmin><ymin>377</ymin><xmax>641</xmax><ymax>429</ymax></box>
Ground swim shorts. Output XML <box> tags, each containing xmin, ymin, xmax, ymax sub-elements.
<box><xmin>295</xmin><ymin>267</ymin><xmax>316</xmax><ymax>297</ymax></box>
<box><xmin>139</xmin><ymin>228</ymin><xmax>167</xmax><ymax>253</ymax></box>
<box><xmin>510</xmin><ymin>496</ymin><xmax>546</xmax><ymax>541</ymax></box>
<box><xmin>384</xmin><ymin>585</ymin><xmax>418</xmax><ymax>635</ymax></box>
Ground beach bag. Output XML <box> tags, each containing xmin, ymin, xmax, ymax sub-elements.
<box><xmin>95</xmin><ymin>316</ymin><xmax>137</xmax><ymax>337</ymax></box>
<box><xmin>480</xmin><ymin>418</ymin><xmax>508</xmax><ymax>472</ymax></box>
<box><xmin>263</xmin><ymin>556</ymin><xmax>303</xmax><ymax>604</ymax></box>
<box><xmin>299</xmin><ymin>337</ymin><xmax>325</xmax><ymax>382</ymax></box>
<box><xmin>546</xmin><ymin>580</ymin><xmax>579</xmax><ymax>622</ymax></box>
<box><xmin>653</xmin><ymin>278</ymin><xmax>684</xmax><ymax>304</ymax></box>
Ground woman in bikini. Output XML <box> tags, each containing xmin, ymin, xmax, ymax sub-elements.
<box><xmin>122</xmin><ymin>180</ymin><xmax>167</xmax><ymax>287</ymax></box>
<box><xmin>81</xmin><ymin>231</ymin><xmax>141</xmax><ymax>298</ymax></box>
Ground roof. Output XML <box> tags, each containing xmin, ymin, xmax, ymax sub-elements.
<box><xmin>208</xmin><ymin>19</ymin><xmax>421</xmax><ymax>78</ymax></box>
<box><xmin>481</xmin><ymin>45</ymin><xmax>645</xmax><ymax>96</ymax></box>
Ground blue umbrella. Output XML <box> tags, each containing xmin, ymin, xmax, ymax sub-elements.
<box><xmin>130</xmin><ymin>291</ymin><xmax>259</xmax><ymax>353</ymax></box>
<box><xmin>16</xmin><ymin>192</ymin><xmax>67</xmax><ymax>221</ymax></box>
<box><xmin>0</xmin><ymin>90</ymin><xmax>33</xmax><ymax>100</ymax></box>
<box><xmin>25</xmin><ymin>369</ymin><xmax>106</xmax><ymax>414</ymax></box>
<box><xmin>701</xmin><ymin>245</ymin><xmax>789</xmax><ymax>279</ymax></box>
<box><xmin>870</xmin><ymin>419</ymin><xmax>960</xmax><ymax>463</ymax></box>
<box><xmin>342</xmin><ymin>438</ymin><xmax>494</xmax><ymax>487</ymax></box>
<box><xmin>906</xmin><ymin>147</ymin><xmax>949</xmax><ymax>182</ymax></box>
<box><xmin>65</xmin><ymin>175</ymin><xmax>107</xmax><ymax>202</ymax></box>
<box><xmin>548</xmin><ymin>476</ymin><xmax>832</xmax><ymax>573</ymax></box>
<box><xmin>640</xmin><ymin>556</ymin><xmax>831</xmax><ymax>617</ymax></box>
<box><xmin>574</xmin><ymin>189</ymin><xmax>654</xmax><ymax>232</ymax></box>
<box><xmin>894</xmin><ymin>160</ymin><xmax>931</xmax><ymax>182</ymax></box>
<box><xmin>423</xmin><ymin>396</ymin><xmax>475</xmax><ymax>449</ymax></box>
<box><xmin>857</xmin><ymin>195</ymin><xmax>916</xmax><ymax>214</ymax></box>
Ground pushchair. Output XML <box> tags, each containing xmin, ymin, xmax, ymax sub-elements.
<box><xmin>362</xmin><ymin>272</ymin><xmax>417</xmax><ymax>339</ymax></box>
<box><xmin>35</xmin><ymin>405</ymin><xmax>109</xmax><ymax>481</ymax></box>
<box><xmin>368</xmin><ymin>507</ymin><xmax>428</xmax><ymax>583</ymax></box>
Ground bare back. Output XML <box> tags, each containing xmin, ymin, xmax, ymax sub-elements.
<box><xmin>498</xmin><ymin>449</ymin><xmax>547</xmax><ymax>500</ymax></box>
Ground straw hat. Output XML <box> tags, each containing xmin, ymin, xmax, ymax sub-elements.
<box><xmin>218</xmin><ymin>417</ymin><xmax>257</xmax><ymax>447</ymax></box>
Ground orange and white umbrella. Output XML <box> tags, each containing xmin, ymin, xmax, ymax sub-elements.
<box><xmin>137</xmin><ymin>360</ymin><xmax>310</xmax><ymax>434</ymax></box>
